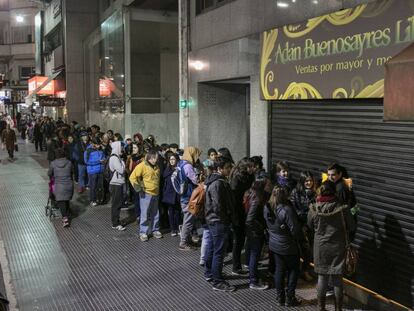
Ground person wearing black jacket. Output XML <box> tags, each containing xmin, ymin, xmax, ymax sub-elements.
<box><xmin>33</xmin><ymin>119</ymin><xmax>43</xmax><ymax>151</ymax></box>
<box><xmin>327</xmin><ymin>163</ymin><xmax>357</xmax><ymax>211</ymax></box>
<box><xmin>245</xmin><ymin>177</ymin><xmax>272</xmax><ymax>290</ymax></box>
<box><xmin>229</xmin><ymin>157</ymin><xmax>254</xmax><ymax>275</ymax></box>
<box><xmin>265</xmin><ymin>186</ymin><xmax>303</xmax><ymax>307</ymax></box>
<box><xmin>73</xmin><ymin>132</ymin><xmax>89</xmax><ymax>193</ymax></box>
<box><xmin>204</xmin><ymin>157</ymin><xmax>235</xmax><ymax>292</ymax></box>
<box><xmin>290</xmin><ymin>171</ymin><xmax>317</xmax><ymax>281</ymax></box>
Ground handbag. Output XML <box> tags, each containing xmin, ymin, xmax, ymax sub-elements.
<box><xmin>14</xmin><ymin>144</ymin><xmax>18</xmax><ymax>152</ymax></box>
<box><xmin>340</xmin><ymin>209</ymin><xmax>358</xmax><ymax>277</ymax></box>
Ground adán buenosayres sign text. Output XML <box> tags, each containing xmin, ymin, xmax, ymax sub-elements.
<box><xmin>260</xmin><ymin>0</ymin><xmax>414</xmax><ymax>100</ymax></box>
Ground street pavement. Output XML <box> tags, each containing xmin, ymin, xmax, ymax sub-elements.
<box><xmin>0</xmin><ymin>139</ymin><xmax>365</xmax><ymax>311</ymax></box>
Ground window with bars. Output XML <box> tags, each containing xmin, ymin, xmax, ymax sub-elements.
<box><xmin>19</xmin><ymin>66</ymin><xmax>35</xmax><ymax>80</ymax></box>
<box><xmin>196</xmin><ymin>0</ymin><xmax>234</xmax><ymax>15</ymax></box>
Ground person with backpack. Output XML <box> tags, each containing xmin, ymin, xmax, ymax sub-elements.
<box><xmin>244</xmin><ymin>177</ymin><xmax>272</xmax><ymax>290</ymax></box>
<box><xmin>161</xmin><ymin>152</ymin><xmax>181</xmax><ymax>236</ymax></box>
<box><xmin>129</xmin><ymin>149</ymin><xmax>162</xmax><ymax>242</ymax></box>
<box><xmin>108</xmin><ymin>141</ymin><xmax>126</xmax><ymax>231</ymax></box>
<box><xmin>177</xmin><ymin>147</ymin><xmax>201</xmax><ymax>250</ymax></box>
<box><xmin>84</xmin><ymin>138</ymin><xmax>105</xmax><ymax>207</ymax></box>
<box><xmin>204</xmin><ymin>157</ymin><xmax>235</xmax><ymax>292</ymax></box>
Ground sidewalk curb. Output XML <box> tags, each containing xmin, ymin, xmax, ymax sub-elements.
<box><xmin>0</xmin><ymin>239</ymin><xmax>19</xmax><ymax>311</ymax></box>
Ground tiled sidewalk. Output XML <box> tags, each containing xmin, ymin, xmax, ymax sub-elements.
<box><xmin>0</xmin><ymin>140</ymin><xmax>354</xmax><ymax>311</ymax></box>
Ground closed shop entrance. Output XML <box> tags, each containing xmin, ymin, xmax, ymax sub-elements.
<box><xmin>270</xmin><ymin>99</ymin><xmax>414</xmax><ymax>308</ymax></box>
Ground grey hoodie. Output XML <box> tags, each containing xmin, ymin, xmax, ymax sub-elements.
<box><xmin>109</xmin><ymin>141</ymin><xmax>125</xmax><ymax>185</ymax></box>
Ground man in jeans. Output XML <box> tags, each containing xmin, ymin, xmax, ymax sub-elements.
<box><xmin>129</xmin><ymin>150</ymin><xmax>162</xmax><ymax>242</ymax></box>
<box><xmin>178</xmin><ymin>147</ymin><xmax>201</xmax><ymax>250</ymax></box>
<box><xmin>204</xmin><ymin>157</ymin><xmax>235</xmax><ymax>292</ymax></box>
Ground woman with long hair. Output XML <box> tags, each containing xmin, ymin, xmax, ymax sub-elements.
<box><xmin>162</xmin><ymin>152</ymin><xmax>182</xmax><ymax>236</ymax></box>
<box><xmin>265</xmin><ymin>186</ymin><xmax>303</xmax><ymax>307</ymax></box>
<box><xmin>308</xmin><ymin>181</ymin><xmax>356</xmax><ymax>311</ymax></box>
<box><xmin>127</xmin><ymin>142</ymin><xmax>144</xmax><ymax>220</ymax></box>
<box><xmin>290</xmin><ymin>170</ymin><xmax>317</xmax><ymax>281</ymax></box>
<box><xmin>245</xmin><ymin>177</ymin><xmax>272</xmax><ymax>290</ymax></box>
<box><xmin>229</xmin><ymin>157</ymin><xmax>254</xmax><ymax>275</ymax></box>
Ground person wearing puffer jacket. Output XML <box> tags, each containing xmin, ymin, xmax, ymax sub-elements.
<box><xmin>109</xmin><ymin>141</ymin><xmax>126</xmax><ymax>231</ymax></box>
<box><xmin>84</xmin><ymin>138</ymin><xmax>105</xmax><ymax>206</ymax></box>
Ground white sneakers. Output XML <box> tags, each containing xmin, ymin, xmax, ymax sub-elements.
<box><xmin>112</xmin><ymin>225</ymin><xmax>126</xmax><ymax>231</ymax></box>
<box><xmin>140</xmin><ymin>231</ymin><xmax>163</xmax><ymax>241</ymax></box>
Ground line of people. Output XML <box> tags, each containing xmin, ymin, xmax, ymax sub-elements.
<box><xmin>44</xmin><ymin>118</ymin><xmax>357</xmax><ymax>311</ymax></box>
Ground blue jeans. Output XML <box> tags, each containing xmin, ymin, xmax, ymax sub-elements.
<box><xmin>180</xmin><ymin>204</ymin><xmax>196</xmax><ymax>245</ymax></box>
<box><xmin>200</xmin><ymin>225</ymin><xmax>211</xmax><ymax>263</ymax></box>
<box><xmin>78</xmin><ymin>164</ymin><xmax>87</xmax><ymax>188</ymax></box>
<box><xmin>88</xmin><ymin>173</ymin><xmax>102</xmax><ymax>202</ymax></box>
<box><xmin>134</xmin><ymin>190</ymin><xmax>141</xmax><ymax>218</ymax></box>
<box><xmin>273</xmin><ymin>253</ymin><xmax>300</xmax><ymax>297</ymax></box>
<box><xmin>246</xmin><ymin>234</ymin><xmax>264</xmax><ymax>284</ymax></box>
<box><xmin>205</xmin><ymin>222</ymin><xmax>230</xmax><ymax>284</ymax></box>
<box><xmin>167</xmin><ymin>203</ymin><xmax>181</xmax><ymax>232</ymax></box>
<box><xmin>139</xmin><ymin>193</ymin><xmax>159</xmax><ymax>235</ymax></box>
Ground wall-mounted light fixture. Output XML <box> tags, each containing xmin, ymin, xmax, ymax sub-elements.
<box><xmin>16</xmin><ymin>15</ymin><xmax>24</xmax><ymax>23</ymax></box>
<box><xmin>277</xmin><ymin>2</ymin><xmax>289</xmax><ymax>8</ymax></box>
<box><xmin>189</xmin><ymin>60</ymin><xmax>206</xmax><ymax>71</ymax></box>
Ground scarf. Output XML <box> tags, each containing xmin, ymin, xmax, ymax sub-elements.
<box><xmin>277</xmin><ymin>175</ymin><xmax>289</xmax><ymax>187</ymax></box>
<box><xmin>316</xmin><ymin>195</ymin><xmax>336</xmax><ymax>203</ymax></box>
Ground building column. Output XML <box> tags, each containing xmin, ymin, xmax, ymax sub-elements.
<box><xmin>179</xmin><ymin>0</ymin><xmax>189</xmax><ymax>148</ymax></box>
<box><xmin>123</xmin><ymin>8</ymin><xmax>132</xmax><ymax>137</ymax></box>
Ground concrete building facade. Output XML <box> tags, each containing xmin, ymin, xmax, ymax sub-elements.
<box><xmin>0</xmin><ymin>0</ymin><xmax>38</xmax><ymax>115</ymax></box>
<box><xmin>180</xmin><ymin>0</ymin><xmax>374</xmax><ymax>165</ymax></box>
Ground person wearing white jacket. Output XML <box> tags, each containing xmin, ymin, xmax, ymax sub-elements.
<box><xmin>109</xmin><ymin>141</ymin><xmax>126</xmax><ymax>231</ymax></box>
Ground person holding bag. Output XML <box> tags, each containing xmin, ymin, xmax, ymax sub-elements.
<box><xmin>307</xmin><ymin>181</ymin><xmax>356</xmax><ymax>311</ymax></box>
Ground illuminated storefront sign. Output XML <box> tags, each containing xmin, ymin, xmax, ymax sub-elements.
<box><xmin>28</xmin><ymin>76</ymin><xmax>55</xmax><ymax>95</ymax></box>
<box><xmin>99</xmin><ymin>78</ymin><xmax>114</xmax><ymax>97</ymax></box>
<box><xmin>260</xmin><ymin>0</ymin><xmax>414</xmax><ymax>100</ymax></box>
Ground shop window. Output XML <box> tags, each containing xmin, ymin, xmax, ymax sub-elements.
<box><xmin>196</xmin><ymin>0</ymin><xmax>234</xmax><ymax>15</ymax></box>
<box><xmin>44</xmin><ymin>24</ymin><xmax>62</xmax><ymax>55</ymax></box>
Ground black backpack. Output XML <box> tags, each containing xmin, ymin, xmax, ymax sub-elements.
<box><xmin>103</xmin><ymin>154</ymin><xmax>121</xmax><ymax>182</ymax></box>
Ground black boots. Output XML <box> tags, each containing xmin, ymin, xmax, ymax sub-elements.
<box><xmin>317</xmin><ymin>294</ymin><xmax>327</xmax><ymax>311</ymax></box>
<box><xmin>276</xmin><ymin>290</ymin><xmax>285</xmax><ymax>306</ymax></box>
<box><xmin>286</xmin><ymin>295</ymin><xmax>302</xmax><ymax>307</ymax></box>
<box><xmin>334</xmin><ymin>295</ymin><xmax>343</xmax><ymax>311</ymax></box>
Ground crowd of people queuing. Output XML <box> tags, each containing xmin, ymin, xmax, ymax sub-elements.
<box><xmin>0</xmin><ymin>113</ymin><xmax>358</xmax><ymax>311</ymax></box>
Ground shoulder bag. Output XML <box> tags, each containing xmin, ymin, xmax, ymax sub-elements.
<box><xmin>340</xmin><ymin>209</ymin><xmax>358</xmax><ymax>277</ymax></box>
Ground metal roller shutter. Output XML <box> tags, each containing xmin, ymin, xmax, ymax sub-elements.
<box><xmin>270</xmin><ymin>99</ymin><xmax>414</xmax><ymax>308</ymax></box>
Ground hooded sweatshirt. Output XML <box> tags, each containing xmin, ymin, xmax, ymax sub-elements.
<box><xmin>204</xmin><ymin>172</ymin><xmax>234</xmax><ymax>225</ymax></box>
<box><xmin>109</xmin><ymin>141</ymin><xmax>125</xmax><ymax>185</ymax></box>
